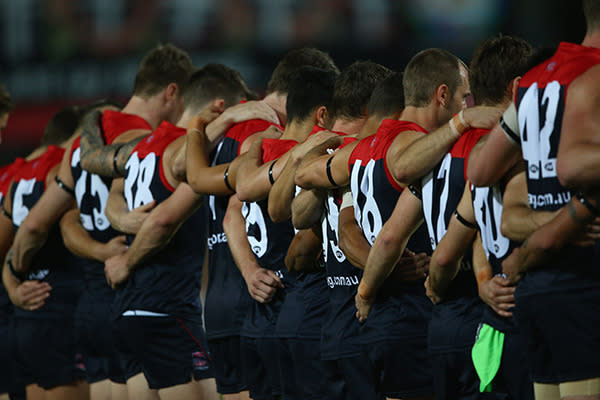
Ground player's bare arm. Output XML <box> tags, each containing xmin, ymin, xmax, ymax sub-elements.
<box><xmin>355</xmin><ymin>189</ymin><xmax>424</xmax><ymax>322</ymax></box>
<box><xmin>284</xmin><ymin>227</ymin><xmax>322</xmax><ymax>273</ymax></box>
<box><xmin>291</xmin><ymin>188</ymin><xmax>326</xmax><ymax>230</ymax></box>
<box><xmin>104</xmin><ymin>183</ymin><xmax>203</xmax><ymax>288</ymax></box>
<box><xmin>556</xmin><ymin>65</ymin><xmax>600</xmax><ymax>188</ymax></box>
<box><xmin>60</xmin><ymin>208</ymin><xmax>127</xmax><ymax>262</ymax></box>
<box><xmin>268</xmin><ymin>130</ymin><xmax>341</xmax><ymax>222</ymax></box>
<box><xmin>392</xmin><ymin>106</ymin><xmax>503</xmax><ymax>184</ymax></box>
<box><xmin>426</xmin><ymin>183</ymin><xmax>478</xmax><ymax>302</ymax></box>
<box><xmin>337</xmin><ymin>192</ymin><xmax>370</xmax><ymax>270</ymax></box>
<box><xmin>223</xmin><ymin>195</ymin><xmax>283</xmax><ymax>303</ymax></box>
<box><xmin>105</xmin><ymin>178</ymin><xmax>156</xmax><ymax>235</ymax></box>
<box><xmin>294</xmin><ymin>137</ymin><xmax>352</xmax><ymax>190</ymax></box>
<box><xmin>500</xmin><ymin>170</ymin><xmax>559</xmax><ymax>241</ymax></box>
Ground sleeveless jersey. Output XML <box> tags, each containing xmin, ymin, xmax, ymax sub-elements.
<box><xmin>321</xmin><ymin>136</ymin><xmax>364</xmax><ymax>359</ymax></box>
<box><xmin>117</xmin><ymin>121</ymin><xmax>206</xmax><ymax>318</ymax></box>
<box><xmin>348</xmin><ymin>119</ymin><xmax>432</xmax><ymax>344</ymax></box>
<box><xmin>0</xmin><ymin>158</ymin><xmax>26</xmax><ymax>325</ymax></box>
<box><xmin>241</xmin><ymin>137</ymin><xmax>298</xmax><ymax>338</ymax></box>
<box><xmin>10</xmin><ymin>146</ymin><xmax>83</xmax><ymax>320</ymax></box>
<box><xmin>515</xmin><ymin>42</ymin><xmax>600</xmax><ymax>294</ymax></box>
<box><xmin>471</xmin><ymin>183</ymin><xmax>519</xmax><ymax>333</ymax></box>
<box><xmin>71</xmin><ymin>111</ymin><xmax>151</xmax><ymax>315</ymax></box>
<box><xmin>205</xmin><ymin>118</ymin><xmax>281</xmax><ymax>339</ymax></box>
<box><xmin>421</xmin><ymin>127</ymin><xmax>487</xmax><ymax>353</ymax></box>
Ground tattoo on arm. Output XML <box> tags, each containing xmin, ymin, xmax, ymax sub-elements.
<box><xmin>567</xmin><ymin>200</ymin><xmax>589</xmax><ymax>225</ymax></box>
<box><xmin>80</xmin><ymin>110</ymin><xmax>126</xmax><ymax>177</ymax></box>
<box><xmin>114</xmin><ymin>138</ymin><xmax>145</xmax><ymax>176</ymax></box>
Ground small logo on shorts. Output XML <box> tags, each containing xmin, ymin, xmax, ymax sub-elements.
<box><xmin>192</xmin><ymin>351</ymin><xmax>209</xmax><ymax>371</ymax></box>
<box><xmin>74</xmin><ymin>353</ymin><xmax>86</xmax><ymax>372</ymax></box>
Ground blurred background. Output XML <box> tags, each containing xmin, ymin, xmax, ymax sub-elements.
<box><xmin>0</xmin><ymin>0</ymin><xmax>585</xmax><ymax>162</ymax></box>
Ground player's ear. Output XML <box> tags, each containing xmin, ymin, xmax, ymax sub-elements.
<box><xmin>435</xmin><ymin>84</ymin><xmax>449</xmax><ymax>108</ymax></box>
<box><xmin>164</xmin><ymin>83</ymin><xmax>178</xmax><ymax>103</ymax></box>
<box><xmin>314</xmin><ymin>106</ymin><xmax>328</xmax><ymax>127</ymax></box>
<box><xmin>509</xmin><ymin>77</ymin><xmax>521</xmax><ymax>101</ymax></box>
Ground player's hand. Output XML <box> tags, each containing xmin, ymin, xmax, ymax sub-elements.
<box><xmin>191</xmin><ymin>102</ymin><xmax>225</xmax><ymax>128</ymax></box>
<box><xmin>11</xmin><ymin>280</ymin><xmax>52</xmax><ymax>311</ymax></box>
<box><xmin>355</xmin><ymin>291</ymin><xmax>375</xmax><ymax>323</ymax></box>
<box><xmin>424</xmin><ymin>276</ymin><xmax>442</xmax><ymax>304</ymax></box>
<box><xmin>105</xmin><ymin>253</ymin><xmax>131</xmax><ymax>289</ymax></box>
<box><xmin>462</xmin><ymin>106</ymin><xmax>503</xmax><ymax>131</ymax></box>
<box><xmin>121</xmin><ymin>200</ymin><xmax>156</xmax><ymax>234</ymax></box>
<box><xmin>501</xmin><ymin>248</ymin><xmax>526</xmax><ymax>284</ymax></box>
<box><xmin>100</xmin><ymin>235</ymin><xmax>128</xmax><ymax>261</ymax></box>
<box><xmin>245</xmin><ymin>267</ymin><xmax>284</xmax><ymax>303</ymax></box>
<box><xmin>256</xmin><ymin>125</ymin><xmax>284</xmax><ymax>140</ymax></box>
<box><xmin>222</xmin><ymin>100</ymin><xmax>279</xmax><ymax>126</ymax></box>
<box><xmin>478</xmin><ymin>275</ymin><xmax>515</xmax><ymax>318</ymax></box>
<box><xmin>390</xmin><ymin>250</ymin><xmax>429</xmax><ymax>282</ymax></box>
<box><xmin>570</xmin><ymin>217</ymin><xmax>600</xmax><ymax>246</ymax></box>
<box><xmin>292</xmin><ymin>131</ymin><xmax>342</xmax><ymax>160</ymax></box>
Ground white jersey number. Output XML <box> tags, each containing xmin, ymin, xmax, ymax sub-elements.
<box><xmin>351</xmin><ymin>159</ymin><xmax>383</xmax><ymax>245</ymax></box>
<box><xmin>72</xmin><ymin>148</ymin><xmax>110</xmax><ymax>231</ymax></box>
<box><xmin>242</xmin><ymin>202</ymin><xmax>268</xmax><ymax>258</ymax></box>
<box><xmin>12</xmin><ymin>178</ymin><xmax>35</xmax><ymax>227</ymax></box>
<box><xmin>124</xmin><ymin>152</ymin><xmax>156</xmax><ymax>210</ymax></box>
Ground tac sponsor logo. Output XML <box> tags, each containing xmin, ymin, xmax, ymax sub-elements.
<box><xmin>207</xmin><ymin>232</ymin><xmax>227</xmax><ymax>250</ymax></box>
<box><xmin>326</xmin><ymin>275</ymin><xmax>359</xmax><ymax>289</ymax></box>
<box><xmin>28</xmin><ymin>269</ymin><xmax>49</xmax><ymax>281</ymax></box>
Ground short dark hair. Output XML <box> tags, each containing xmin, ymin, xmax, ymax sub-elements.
<box><xmin>330</xmin><ymin>61</ymin><xmax>393</xmax><ymax>120</ymax></box>
<box><xmin>403</xmin><ymin>48</ymin><xmax>463</xmax><ymax>107</ymax></box>
<box><xmin>133</xmin><ymin>43</ymin><xmax>195</xmax><ymax>98</ymax></box>
<box><xmin>285</xmin><ymin>67</ymin><xmax>336</xmax><ymax>124</ymax></box>
<box><xmin>41</xmin><ymin>105</ymin><xmax>85</xmax><ymax>146</ymax></box>
<box><xmin>266</xmin><ymin>48</ymin><xmax>339</xmax><ymax>95</ymax></box>
<box><xmin>583</xmin><ymin>0</ymin><xmax>600</xmax><ymax>32</ymax></box>
<box><xmin>0</xmin><ymin>85</ymin><xmax>13</xmax><ymax>115</ymax></box>
<box><xmin>469</xmin><ymin>35</ymin><xmax>533</xmax><ymax>106</ymax></box>
<box><xmin>367</xmin><ymin>72</ymin><xmax>405</xmax><ymax>118</ymax></box>
<box><xmin>183</xmin><ymin>63</ymin><xmax>256</xmax><ymax>112</ymax></box>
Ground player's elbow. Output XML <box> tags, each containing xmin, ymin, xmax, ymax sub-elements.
<box><xmin>556</xmin><ymin>156</ymin><xmax>581</xmax><ymax>188</ymax></box>
<box><xmin>21</xmin><ymin>216</ymin><xmax>47</xmax><ymax>238</ymax></box>
<box><xmin>294</xmin><ymin>167</ymin><xmax>313</xmax><ymax>190</ymax></box>
<box><xmin>431</xmin><ymin>248</ymin><xmax>455</xmax><ymax>270</ymax></box>
<box><xmin>391</xmin><ymin>162</ymin><xmax>413</xmax><ymax>186</ymax></box>
<box><xmin>268</xmin><ymin>202</ymin><xmax>289</xmax><ymax>224</ymax></box>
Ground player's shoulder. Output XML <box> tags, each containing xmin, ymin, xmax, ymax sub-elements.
<box><xmin>227</xmin><ymin>119</ymin><xmax>280</xmax><ymax>142</ymax></box>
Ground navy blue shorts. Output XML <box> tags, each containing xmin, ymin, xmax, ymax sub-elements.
<box><xmin>278</xmin><ymin>338</ymin><xmax>327</xmax><ymax>400</ymax></box>
<box><xmin>114</xmin><ymin>315</ymin><xmax>213</xmax><ymax>389</ymax></box>
<box><xmin>431</xmin><ymin>350</ymin><xmax>480</xmax><ymax>400</ymax></box>
<box><xmin>240</xmin><ymin>336</ymin><xmax>281</xmax><ymax>400</ymax></box>
<box><xmin>13</xmin><ymin>318</ymin><xmax>86</xmax><ymax>390</ymax></box>
<box><xmin>514</xmin><ymin>287</ymin><xmax>600</xmax><ymax>383</ymax></box>
<box><xmin>208</xmin><ymin>336</ymin><xmax>247</xmax><ymax>394</ymax></box>
<box><xmin>75</xmin><ymin>316</ymin><xmax>126</xmax><ymax>384</ymax></box>
<box><xmin>492</xmin><ymin>330</ymin><xmax>534</xmax><ymax>399</ymax></box>
<box><xmin>322</xmin><ymin>355</ymin><xmax>380</xmax><ymax>400</ymax></box>
<box><xmin>365</xmin><ymin>337</ymin><xmax>433</xmax><ymax>398</ymax></box>
<box><xmin>0</xmin><ymin>322</ymin><xmax>25</xmax><ymax>398</ymax></box>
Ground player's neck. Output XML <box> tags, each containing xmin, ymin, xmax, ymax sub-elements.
<box><xmin>26</xmin><ymin>146</ymin><xmax>47</xmax><ymax>160</ymax></box>
<box><xmin>356</xmin><ymin>115</ymin><xmax>385</xmax><ymax>139</ymax></box>
<box><xmin>399</xmin><ymin>105</ymin><xmax>438</xmax><ymax>132</ymax></box>
<box><xmin>332</xmin><ymin>117</ymin><xmax>365</xmax><ymax>136</ymax></box>
<box><xmin>122</xmin><ymin>95</ymin><xmax>164</xmax><ymax>130</ymax></box>
<box><xmin>582</xmin><ymin>30</ymin><xmax>600</xmax><ymax>48</ymax></box>
<box><xmin>282</xmin><ymin>119</ymin><xmax>313</xmax><ymax>142</ymax></box>
<box><xmin>262</xmin><ymin>92</ymin><xmax>287</xmax><ymax>126</ymax></box>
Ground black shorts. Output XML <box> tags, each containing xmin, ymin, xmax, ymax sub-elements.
<box><xmin>278</xmin><ymin>338</ymin><xmax>327</xmax><ymax>400</ymax></box>
<box><xmin>240</xmin><ymin>336</ymin><xmax>281</xmax><ymax>400</ymax></box>
<box><xmin>322</xmin><ymin>355</ymin><xmax>380</xmax><ymax>400</ymax></box>
<box><xmin>114</xmin><ymin>315</ymin><xmax>213</xmax><ymax>390</ymax></box>
<box><xmin>208</xmin><ymin>336</ymin><xmax>247</xmax><ymax>394</ymax></box>
<box><xmin>13</xmin><ymin>318</ymin><xmax>86</xmax><ymax>390</ymax></box>
<box><xmin>514</xmin><ymin>287</ymin><xmax>600</xmax><ymax>383</ymax></box>
<box><xmin>365</xmin><ymin>337</ymin><xmax>433</xmax><ymax>398</ymax></box>
<box><xmin>431</xmin><ymin>350</ymin><xmax>480</xmax><ymax>400</ymax></box>
<box><xmin>75</xmin><ymin>316</ymin><xmax>126</xmax><ymax>384</ymax></box>
<box><xmin>493</xmin><ymin>330</ymin><xmax>534</xmax><ymax>400</ymax></box>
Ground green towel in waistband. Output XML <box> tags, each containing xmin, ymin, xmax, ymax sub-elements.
<box><xmin>471</xmin><ymin>323</ymin><xmax>505</xmax><ymax>393</ymax></box>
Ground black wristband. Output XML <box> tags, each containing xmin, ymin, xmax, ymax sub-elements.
<box><xmin>7</xmin><ymin>252</ymin><xmax>26</xmax><ymax>283</ymax></box>
<box><xmin>408</xmin><ymin>185</ymin><xmax>422</xmax><ymax>200</ymax></box>
<box><xmin>326</xmin><ymin>156</ymin><xmax>338</xmax><ymax>187</ymax></box>
<box><xmin>224</xmin><ymin>166</ymin><xmax>234</xmax><ymax>192</ymax></box>
<box><xmin>575</xmin><ymin>192</ymin><xmax>600</xmax><ymax>217</ymax></box>
<box><xmin>268</xmin><ymin>160</ymin><xmax>277</xmax><ymax>185</ymax></box>
<box><xmin>55</xmin><ymin>176</ymin><xmax>75</xmax><ymax>197</ymax></box>
<box><xmin>455</xmin><ymin>210</ymin><xmax>478</xmax><ymax>230</ymax></box>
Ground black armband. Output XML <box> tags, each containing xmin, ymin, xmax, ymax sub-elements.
<box><xmin>454</xmin><ymin>210</ymin><xmax>478</xmax><ymax>230</ymax></box>
<box><xmin>113</xmin><ymin>144</ymin><xmax>124</xmax><ymax>175</ymax></box>
<box><xmin>7</xmin><ymin>251</ymin><xmax>27</xmax><ymax>283</ymax></box>
<box><xmin>268</xmin><ymin>160</ymin><xmax>277</xmax><ymax>185</ymax></box>
<box><xmin>575</xmin><ymin>192</ymin><xmax>600</xmax><ymax>217</ymax></box>
<box><xmin>326</xmin><ymin>156</ymin><xmax>338</xmax><ymax>187</ymax></box>
<box><xmin>224</xmin><ymin>166</ymin><xmax>234</xmax><ymax>192</ymax></box>
<box><xmin>408</xmin><ymin>185</ymin><xmax>422</xmax><ymax>200</ymax></box>
<box><xmin>2</xmin><ymin>206</ymin><xmax>11</xmax><ymax>220</ymax></box>
<box><xmin>55</xmin><ymin>176</ymin><xmax>75</xmax><ymax>197</ymax></box>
